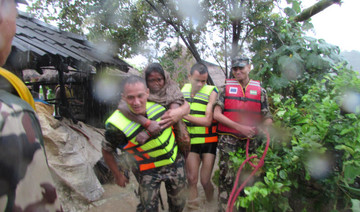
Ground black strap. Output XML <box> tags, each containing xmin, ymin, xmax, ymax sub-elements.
<box><xmin>185</xmin><ymin>98</ymin><xmax>208</xmax><ymax>105</ymax></box>
<box><xmin>189</xmin><ymin>110</ymin><xmax>205</xmax><ymax>115</ymax></box>
<box><xmin>224</xmin><ymin>109</ymin><xmax>262</xmax><ymax>115</ymax></box>
<box><xmin>189</xmin><ymin>133</ymin><xmax>218</xmax><ymax>138</ymax></box>
<box><xmin>137</xmin><ymin>143</ymin><xmax>177</xmax><ymax>164</ymax></box>
<box><xmin>150</xmin><ymin>110</ymin><xmax>165</xmax><ymax>121</ymax></box>
<box><xmin>185</xmin><ymin>122</ymin><xmax>217</xmax><ymax>128</ymax></box>
<box><xmin>127</xmin><ymin>130</ymin><xmax>172</xmax><ymax>154</ymax></box>
<box><xmin>224</xmin><ymin>96</ymin><xmax>261</xmax><ymax>103</ymax></box>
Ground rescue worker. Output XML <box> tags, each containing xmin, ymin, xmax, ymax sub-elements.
<box><xmin>117</xmin><ymin>63</ymin><xmax>190</xmax><ymax>156</ymax></box>
<box><xmin>213</xmin><ymin>55</ymin><xmax>273</xmax><ymax>212</ymax></box>
<box><xmin>181</xmin><ymin>62</ymin><xmax>218</xmax><ymax>209</ymax></box>
<box><xmin>101</xmin><ymin>75</ymin><xmax>186</xmax><ymax>212</ymax></box>
<box><xmin>0</xmin><ymin>0</ymin><xmax>61</xmax><ymax>211</ymax></box>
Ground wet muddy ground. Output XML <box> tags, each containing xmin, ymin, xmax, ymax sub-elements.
<box><xmin>87</xmin><ymin>156</ymin><xmax>220</xmax><ymax>212</ymax></box>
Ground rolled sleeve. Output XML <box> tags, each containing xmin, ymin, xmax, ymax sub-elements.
<box><xmin>214</xmin><ymin>85</ymin><xmax>226</xmax><ymax>110</ymax></box>
<box><xmin>102</xmin><ymin>123</ymin><xmax>127</xmax><ymax>152</ymax></box>
<box><xmin>260</xmin><ymin>88</ymin><xmax>273</xmax><ymax>120</ymax></box>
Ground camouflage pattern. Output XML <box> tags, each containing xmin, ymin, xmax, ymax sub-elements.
<box><xmin>217</xmin><ymin>135</ymin><xmax>262</xmax><ymax>212</ymax></box>
<box><xmin>113</xmin><ymin>151</ymin><xmax>186</xmax><ymax>212</ymax></box>
<box><xmin>137</xmin><ymin>155</ymin><xmax>187</xmax><ymax>212</ymax></box>
<box><xmin>0</xmin><ymin>90</ymin><xmax>61</xmax><ymax>211</ymax></box>
<box><xmin>0</xmin><ymin>90</ymin><xmax>43</xmax><ymax>194</ymax></box>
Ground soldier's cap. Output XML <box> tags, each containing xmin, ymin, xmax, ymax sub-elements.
<box><xmin>15</xmin><ymin>0</ymin><xmax>28</xmax><ymax>5</ymax></box>
<box><xmin>231</xmin><ymin>55</ymin><xmax>250</xmax><ymax>68</ymax></box>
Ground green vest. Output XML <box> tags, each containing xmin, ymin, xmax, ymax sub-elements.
<box><xmin>105</xmin><ymin>102</ymin><xmax>178</xmax><ymax>171</ymax></box>
<box><xmin>181</xmin><ymin>84</ymin><xmax>218</xmax><ymax>144</ymax></box>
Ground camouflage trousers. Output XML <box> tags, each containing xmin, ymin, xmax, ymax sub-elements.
<box><xmin>137</xmin><ymin>155</ymin><xmax>187</xmax><ymax>212</ymax></box>
<box><xmin>217</xmin><ymin>135</ymin><xmax>261</xmax><ymax>212</ymax></box>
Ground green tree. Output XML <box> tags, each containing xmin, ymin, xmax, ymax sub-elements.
<box><xmin>27</xmin><ymin>0</ymin><xmax>337</xmax><ymax>69</ymax></box>
<box><xmin>28</xmin><ymin>0</ymin><xmax>149</xmax><ymax>58</ymax></box>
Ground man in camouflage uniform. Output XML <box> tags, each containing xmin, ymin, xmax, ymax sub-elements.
<box><xmin>102</xmin><ymin>75</ymin><xmax>186</xmax><ymax>212</ymax></box>
<box><xmin>213</xmin><ymin>55</ymin><xmax>273</xmax><ymax>212</ymax></box>
<box><xmin>0</xmin><ymin>1</ymin><xmax>61</xmax><ymax>211</ymax></box>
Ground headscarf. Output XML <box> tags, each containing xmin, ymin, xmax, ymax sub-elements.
<box><xmin>142</xmin><ymin>64</ymin><xmax>184</xmax><ymax>108</ymax></box>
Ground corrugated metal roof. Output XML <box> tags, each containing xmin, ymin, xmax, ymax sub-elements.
<box><xmin>10</xmin><ymin>12</ymin><xmax>130</xmax><ymax>72</ymax></box>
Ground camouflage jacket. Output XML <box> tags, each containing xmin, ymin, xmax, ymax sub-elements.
<box><xmin>0</xmin><ymin>75</ymin><xmax>61</xmax><ymax>211</ymax></box>
<box><xmin>0</xmin><ymin>89</ymin><xmax>43</xmax><ymax>194</ymax></box>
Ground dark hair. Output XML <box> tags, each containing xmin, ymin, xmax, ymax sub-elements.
<box><xmin>190</xmin><ymin>62</ymin><xmax>208</xmax><ymax>75</ymax></box>
<box><xmin>121</xmin><ymin>75</ymin><xmax>146</xmax><ymax>92</ymax></box>
<box><xmin>144</xmin><ymin>63</ymin><xmax>165</xmax><ymax>85</ymax></box>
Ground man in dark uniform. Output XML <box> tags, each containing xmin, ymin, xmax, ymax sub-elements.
<box><xmin>214</xmin><ymin>55</ymin><xmax>273</xmax><ymax>212</ymax></box>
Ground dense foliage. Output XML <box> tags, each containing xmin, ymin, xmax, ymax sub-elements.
<box><xmin>229</xmin><ymin>64</ymin><xmax>360</xmax><ymax>211</ymax></box>
<box><xmin>224</xmin><ymin>12</ymin><xmax>360</xmax><ymax>208</ymax></box>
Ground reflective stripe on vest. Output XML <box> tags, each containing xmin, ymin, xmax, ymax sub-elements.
<box><xmin>217</xmin><ymin>79</ymin><xmax>262</xmax><ymax>137</ymax></box>
<box><xmin>105</xmin><ymin>102</ymin><xmax>178</xmax><ymax>171</ymax></box>
<box><xmin>181</xmin><ymin>84</ymin><xmax>218</xmax><ymax>144</ymax></box>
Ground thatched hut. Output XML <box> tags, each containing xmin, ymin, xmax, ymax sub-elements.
<box><xmin>5</xmin><ymin>12</ymin><xmax>136</xmax><ymax>127</ymax></box>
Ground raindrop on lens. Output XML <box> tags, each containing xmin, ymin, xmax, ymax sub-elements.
<box><xmin>280</xmin><ymin>59</ymin><xmax>304</xmax><ymax>80</ymax></box>
<box><xmin>306</xmin><ymin>156</ymin><xmax>331</xmax><ymax>179</ymax></box>
<box><xmin>341</xmin><ymin>91</ymin><xmax>360</xmax><ymax>114</ymax></box>
<box><xmin>93</xmin><ymin>76</ymin><xmax>120</xmax><ymax>103</ymax></box>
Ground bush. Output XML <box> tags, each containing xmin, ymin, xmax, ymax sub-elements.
<box><xmin>232</xmin><ymin>66</ymin><xmax>360</xmax><ymax>211</ymax></box>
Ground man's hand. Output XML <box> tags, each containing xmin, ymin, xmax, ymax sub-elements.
<box><xmin>177</xmin><ymin>131</ymin><xmax>191</xmax><ymax>159</ymax></box>
<box><xmin>236</xmin><ymin>124</ymin><xmax>256</xmax><ymax>138</ymax></box>
<box><xmin>114</xmin><ymin>172</ymin><xmax>129</xmax><ymax>187</ymax></box>
<box><xmin>159</xmin><ymin>109</ymin><xmax>181</xmax><ymax>129</ymax></box>
<box><xmin>146</xmin><ymin>120</ymin><xmax>162</xmax><ymax>135</ymax></box>
<box><xmin>135</xmin><ymin>131</ymin><xmax>150</xmax><ymax>144</ymax></box>
<box><xmin>258</xmin><ymin>118</ymin><xmax>273</xmax><ymax>135</ymax></box>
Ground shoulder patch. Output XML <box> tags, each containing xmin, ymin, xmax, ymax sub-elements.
<box><xmin>250</xmin><ymin>90</ymin><xmax>257</xmax><ymax>95</ymax></box>
<box><xmin>229</xmin><ymin>87</ymin><xmax>238</xmax><ymax>94</ymax></box>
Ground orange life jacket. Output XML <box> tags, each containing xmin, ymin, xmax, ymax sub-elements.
<box><xmin>217</xmin><ymin>79</ymin><xmax>262</xmax><ymax>137</ymax></box>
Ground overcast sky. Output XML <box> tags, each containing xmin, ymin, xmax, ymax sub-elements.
<box><xmin>302</xmin><ymin>0</ymin><xmax>360</xmax><ymax>52</ymax></box>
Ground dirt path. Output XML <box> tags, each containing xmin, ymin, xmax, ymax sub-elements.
<box><xmin>87</xmin><ymin>156</ymin><xmax>220</xmax><ymax>212</ymax></box>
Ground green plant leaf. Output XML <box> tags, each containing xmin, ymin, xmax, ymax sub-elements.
<box><xmin>279</xmin><ymin>170</ymin><xmax>288</xmax><ymax>179</ymax></box>
<box><xmin>344</xmin><ymin>164</ymin><xmax>360</xmax><ymax>184</ymax></box>
<box><xmin>351</xmin><ymin>199</ymin><xmax>360</xmax><ymax>211</ymax></box>
<box><xmin>340</xmin><ymin>128</ymin><xmax>354</xmax><ymax>135</ymax></box>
